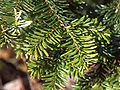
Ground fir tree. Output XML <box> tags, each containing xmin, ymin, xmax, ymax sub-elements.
<box><xmin>0</xmin><ymin>0</ymin><xmax>120</xmax><ymax>89</ymax></box>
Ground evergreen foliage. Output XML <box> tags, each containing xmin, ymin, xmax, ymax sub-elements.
<box><xmin>0</xmin><ymin>0</ymin><xmax>120</xmax><ymax>89</ymax></box>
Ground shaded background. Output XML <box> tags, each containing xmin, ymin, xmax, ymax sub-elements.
<box><xmin>0</xmin><ymin>45</ymin><xmax>45</xmax><ymax>90</ymax></box>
